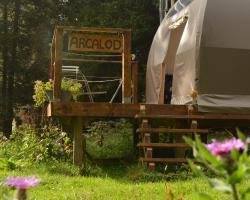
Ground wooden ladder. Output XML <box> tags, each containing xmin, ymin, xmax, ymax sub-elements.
<box><xmin>135</xmin><ymin>105</ymin><xmax>209</xmax><ymax>170</ymax></box>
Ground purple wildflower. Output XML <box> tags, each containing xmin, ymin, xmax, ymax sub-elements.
<box><xmin>5</xmin><ymin>176</ymin><xmax>40</xmax><ymax>189</ymax></box>
<box><xmin>206</xmin><ymin>138</ymin><xmax>245</xmax><ymax>156</ymax></box>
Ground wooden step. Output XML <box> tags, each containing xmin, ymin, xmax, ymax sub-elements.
<box><xmin>140</xmin><ymin>157</ymin><xmax>192</xmax><ymax>163</ymax></box>
<box><xmin>136</xmin><ymin>128</ymin><xmax>209</xmax><ymax>134</ymax></box>
<box><xmin>135</xmin><ymin>114</ymin><xmax>250</xmax><ymax>120</ymax></box>
<box><xmin>137</xmin><ymin>143</ymin><xmax>190</xmax><ymax>148</ymax></box>
<box><xmin>136</xmin><ymin>114</ymin><xmax>195</xmax><ymax>119</ymax></box>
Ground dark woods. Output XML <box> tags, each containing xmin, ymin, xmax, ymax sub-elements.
<box><xmin>0</xmin><ymin>0</ymin><xmax>159</xmax><ymax>136</ymax></box>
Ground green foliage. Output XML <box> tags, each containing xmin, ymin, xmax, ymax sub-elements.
<box><xmin>33</xmin><ymin>80</ymin><xmax>52</xmax><ymax>107</ymax></box>
<box><xmin>33</xmin><ymin>79</ymin><xmax>82</xmax><ymax>107</ymax></box>
<box><xmin>0</xmin><ymin>125</ymin><xmax>72</xmax><ymax>170</ymax></box>
<box><xmin>61</xmin><ymin>79</ymin><xmax>83</xmax><ymax>101</ymax></box>
<box><xmin>86</xmin><ymin>119</ymin><xmax>133</xmax><ymax>159</ymax></box>
<box><xmin>185</xmin><ymin>133</ymin><xmax>250</xmax><ymax>200</ymax></box>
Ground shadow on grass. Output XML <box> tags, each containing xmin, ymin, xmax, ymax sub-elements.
<box><xmin>80</xmin><ymin>158</ymin><xmax>197</xmax><ymax>183</ymax></box>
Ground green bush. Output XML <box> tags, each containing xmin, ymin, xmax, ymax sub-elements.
<box><xmin>86</xmin><ymin>119</ymin><xmax>133</xmax><ymax>159</ymax></box>
<box><xmin>0</xmin><ymin>125</ymin><xmax>72</xmax><ymax>170</ymax></box>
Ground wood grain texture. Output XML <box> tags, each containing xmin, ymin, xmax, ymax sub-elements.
<box><xmin>122</xmin><ymin>31</ymin><xmax>132</xmax><ymax>103</ymax></box>
<box><xmin>140</xmin><ymin>158</ymin><xmax>191</xmax><ymax>163</ymax></box>
<box><xmin>53</xmin><ymin>27</ymin><xmax>63</xmax><ymax>101</ymax></box>
<box><xmin>136</xmin><ymin>128</ymin><xmax>209</xmax><ymax>134</ymax></box>
<box><xmin>132</xmin><ymin>61</ymin><xmax>138</xmax><ymax>103</ymax></box>
<box><xmin>72</xmin><ymin>117</ymin><xmax>84</xmax><ymax>167</ymax></box>
<box><xmin>47</xmin><ymin>102</ymin><xmax>250</xmax><ymax>120</ymax></box>
<box><xmin>137</xmin><ymin>143</ymin><xmax>190</xmax><ymax>148</ymax></box>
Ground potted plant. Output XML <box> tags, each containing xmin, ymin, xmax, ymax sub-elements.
<box><xmin>33</xmin><ymin>79</ymin><xmax>82</xmax><ymax>107</ymax></box>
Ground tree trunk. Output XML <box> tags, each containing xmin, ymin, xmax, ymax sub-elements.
<box><xmin>2</xmin><ymin>0</ymin><xmax>9</xmax><ymax>135</ymax></box>
<box><xmin>6</xmin><ymin>0</ymin><xmax>21</xmax><ymax>136</ymax></box>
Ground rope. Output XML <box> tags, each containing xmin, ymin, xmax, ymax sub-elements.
<box><xmin>63</xmin><ymin>52</ymin><xmax>122</xmax><ymax>57</ymax></box>
<box><xmin>87</xmin><ymin>79</ymin><xmax>121</xmax><ymax>83</ymax></box>
<box><xmin>85</xmin><ymin>76</ymin><xmax>120</xmax><ymax>79</ymax></box>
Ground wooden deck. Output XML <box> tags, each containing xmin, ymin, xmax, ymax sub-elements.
<box><xmin>47</xmin><ymin>102</ymin><xmax>250</xmax><ymax>169</ymax></box>
<box><xmin>47</xmin><ymin>102</ymin><xmax>250</xmax><ymax>120</ymax></box>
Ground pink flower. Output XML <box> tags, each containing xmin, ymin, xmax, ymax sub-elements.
<box><xmin>5</xmin><ymin>176</ymin><xmax>40</xmax><ymax>189</ymax></box>
<box><xmin>206</xmin><ymin>138</ymin><xmax>245</xmax><ymax>156</ymax></box>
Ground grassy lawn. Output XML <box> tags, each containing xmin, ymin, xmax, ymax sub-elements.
<box><xmin>1</xmin><ymin>163</ymin><xmax>249</xmax><ymax>200</ymax></box>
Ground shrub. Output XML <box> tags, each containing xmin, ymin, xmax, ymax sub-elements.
<box><xmin>0</xmin><ymin>125</ymin><xmax>72</xmax><ymax>170</ymax></box>
<box><xmin>86</xmin><ymin>119</ymin><xmax>133</xmax><ymax>159</ymax></box>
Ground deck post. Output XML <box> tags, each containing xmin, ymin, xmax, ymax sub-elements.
<box><xmin>122</xmin><ymin>30</ymin><xmax>132</xmax><ymax>103</ymax></box>
<box><xmin>53</xmin><ymin>27</ymin><xmax>63</xmax><ymax>101</ymax></box>
<box><xmin>132</xmin><ymin>61</ymin><xmax>138</xmax><ymax>104</ymax></box>
<box><xmin>72</xmin><ymin>117</ymin><xmax>85</xmax><ymax>167</ymax></box>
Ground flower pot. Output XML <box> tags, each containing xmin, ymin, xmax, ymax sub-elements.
<box><xmin>46</xmin><ymin>90</ymin><xmax>53</xmax><ymax>101</ymax></box>
<box><xmin>61</xmin><ymin>91</ymin><xmax>72</xmax><ymax>102</ymax></box>
<box><xmin>46</xmin><ymin>90</ymin><xmax>71</xmax><ymax>102</ymax></box>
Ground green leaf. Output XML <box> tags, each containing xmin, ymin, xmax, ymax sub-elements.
<box><xmin>208</xmin><ymin>178</ymin><xmax>232</xmax><ymax>193</ymax></box>
<box><xmin>183</xmin><ymin>136</ymin><xmax>193</xmax><ymax>146</ymax></box>
<box><xmin>241</xmin><ymin>187</ymin><xmax>250</xmax><ymax>200</ymax></box>
<box><xmin>228</xmin><ymin>164</ymin><xmax>246</xmax><ymax>185</ymax></box>
<box><xmin>198</xmin><ymin>193</ymin><xmax>213</xmax><ymax>200</ymax></box>
<box><xmin>236</xmin><ymin>128</ymin><xmax>246</xmax><ymax>141</ymax></box>
<box><xmin>231</xmin><ymin>149</ymin><xmax>240</xmax><ymax>161</ymax></box>
<box><xmin>188</xmin><ymin>159</ymin><xmax>204</xmax><ymax>177</ymax></box>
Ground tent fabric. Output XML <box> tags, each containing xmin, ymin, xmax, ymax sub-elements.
<box><xmin>146</xmin><ymin>0</ymin><xmax>250</xmax><ymax>114</ymax></box>
<box><xmin>146</xmin><ymin>0</ymin><xmax>207</xmax><ymax>104</ymax></box>
<box><xmin>198</xmin><ymin>95</ymin><xmax>250</xmax><ymax>114</ymax></box>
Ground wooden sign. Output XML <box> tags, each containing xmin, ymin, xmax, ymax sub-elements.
<box><xmin>68</xmin><ymin>33</ymin><xmax>123</xmax><ymax>53</ymax></box>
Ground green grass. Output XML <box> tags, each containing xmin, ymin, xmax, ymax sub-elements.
<box><xmin>1</xmin><ymin>163</ymin><xmax>250</xmax><ymax>200</ymax></box>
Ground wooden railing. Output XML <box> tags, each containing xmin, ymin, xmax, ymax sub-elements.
<box><xmin>49</xmin><ymin>26</ymin><xmax>137</xmax><ymax>104</ymax></box>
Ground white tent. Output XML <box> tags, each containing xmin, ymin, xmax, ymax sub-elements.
<box><xmin>146</xmin><ymin>0</ymin><xmax>250</xmax><ymax>114</ymax></box>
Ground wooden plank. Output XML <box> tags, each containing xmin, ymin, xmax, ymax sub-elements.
<box><xmin>143</xmin><ymin>104</ymin><xmax>189</xmax><ymax>115</ymax></box>
<box><xmin>72</xmin><ymin>117</ymin><xmax>84</xmax><ymax>167</ymax></box>
<box><xmin>148</xmin><ymin>163</ymin><xmax>156</xmax><ymax>171</ymax></box>
<box><xmin>48</xmin><ymin>102</ymin><xmax>140</xmax><ymax>117</ymax></box>
<box><xmin>132</xmin><ymin>61</ymin><xmax>138</xmax><ymax>103</ymax></box>
<box><xmin>122</xmin><ymin>30</ymin><xmax>132</xmax><ymax>103</ymax></box>
<box><xmin>49</xmin><ymin>42</ymin><xmax>55</xmax><ymax>80</ymax></box>
<box><xmin>141</xmin><ymin>158</ymin><xmax>191</xmax><ymax>163</ymax></box>
<box><xmin>48</xmin><ymin>102</ymin><xmax>250</xmax><ymax>120</ymax></box>
<box><xmin>57</xmin><ymin>26</ymin><xmax>131</xmax><ymax>33</ymax></box>
<box><xmin>136</xmin><ymin>128</ymin><xmax>209</xmax><ymax>134</ymax></box>
<box><xmin>143</xmin><ymin>133</ymin><xmax>151</xmax><ymax>143</ymax></box>
<box><xmin>135</xmin><ymin>114</ymin><xmax>250</xmax><ymax>120</ymax></box>
<box><xmin>146</xmin><ymin>148</ymin><xmax>153</xmax><ymax>158</ymax></box>
<box><xmin>53</xmin><ymin>27</ymin><xmax>63</xmax><ymax>101</ymax></box>
<box><xmin>68</xmin><ymin>33</ymin><xmax>123</xmax><ymax>53</ymax></box>
<box><xmin>138</xmin><ymin>143</ymin><xmax>190</xmax><ymax>148</ymax></box>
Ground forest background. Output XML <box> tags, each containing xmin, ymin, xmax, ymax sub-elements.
<box><xmin>0</xmin><ymin>0</ymin><xmax>160</xmax><ymax>135</ymax></box>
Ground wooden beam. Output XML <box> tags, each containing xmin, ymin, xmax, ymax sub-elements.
<box><xmin>138</xmin><ymin>143</ymin><xmax>190</xmax><ymax>148</ymax></box>
<box><xmin>48</xmin><ymin>102</ymin><xmax>250</xmax><ymax>120</ymax></box>
<box><xmin>122</xmin><ymin>31</ymin><xmax>132</xmax><ymax>103</ymax></box>
<box><xmin>135</xmin><ymin>114</ymin><xmax>250</xmax><ymax>120</ymax></box>
<box><xmin>72</xmin><ymin>117</ymin><xmax>84</xmax><ymax>167</ymax></box>
<box><xmin>48</xmin><ymin>102</ymin><xmax>141</xmax><ymax>117</ymax></box>
<box><xmin>56</xmin><ymin>26</ymin><xmax>131</xmax><ymax>33</ymax></box>
<box><xmin>53</xmin><ymin>27</ymin><xmax>63</xmax><ymax>101</ymax></box>
<box><xmin>141</xmin><ymin>157</ymin><xmax>191</xmax><ymax>163</ymax></box>
<box><xmin>49</xmin><ymin>42</ymin><xmax>55</xmax><ymax>80</ymax></box>
<box><xmin>132</xmin><ymin>61</ymin><xmax>138</xmax><ymax>103</ymax></box>
<box><xmin>136</xmin><ymin>128</ymin><xmax>209</xmax><ymax>134</ymax></box>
